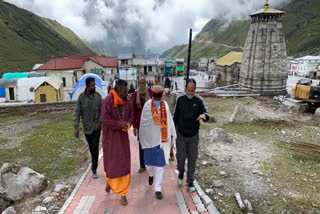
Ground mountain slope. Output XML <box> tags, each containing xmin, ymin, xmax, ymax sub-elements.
<box><xmin>161</xmin><ymin>0</ymin><xmax>320</xmax><ymax>60</ymax></box>
<box><xmin>0</xmin><ymin>1</ymin><xmax>97</xmax><ymax>76</ymax></box>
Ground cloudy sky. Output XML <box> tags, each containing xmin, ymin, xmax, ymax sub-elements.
<box><xmin>7</xmin><ymin>0</ymin><xmax>291</xmax><ymax>54</ymax></box>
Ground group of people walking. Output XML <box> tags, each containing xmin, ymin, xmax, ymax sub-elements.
<box><xmin>74</xmin><ymin>76</ymin><xmax>209</xmax><ymax>206</ymax></box>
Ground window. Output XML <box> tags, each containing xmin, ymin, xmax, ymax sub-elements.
<box><xmin>148</xmin><ymin>66</ymin><xmax>152</xmax><ymax>72</ymax></box>
<box><xmin>62</xmin><ymin>77</ymin><xmax>66</xmax><ymax>87</ymax></box>
<box><xmin>121</xmin><ymin>60</ymin><xmax>128</xmax><ymax>65</ymax></box>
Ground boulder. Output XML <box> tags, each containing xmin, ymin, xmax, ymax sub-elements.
<box><xmin>315</xmin><ymin>107</ymin><xmax>320</xmax><ymax>117</ymax></box>
<box><xmin>32</xmin><ymin>206</ymin><xmax>48</xmax><ymax>214</ymax></box>
<box><xmin>209</xmin><ymin>128</ymin><xmax>233</xmax><ymax>143</ymax></box>
<box><xmin>54</xmin><ymin>184</ymin><xmax>67</xmax><ymax>193</ymax></box>
<box><xmin>0</xmin><ymin>163</ymin><xmax>47</xmax><ymax>202</ymax></box>
<box><xmin>1</xmin><ymin>206</ymin><xmax>16</xmax><ymax>214</ymax></box>
<box><xmin>212</xmin><ymin>180</ymin><xmax>223</xmax><ymax>188</ymax></box>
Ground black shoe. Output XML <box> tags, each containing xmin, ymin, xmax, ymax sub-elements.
<box><xmin>148</xmin><ymin>176</ymin><xmax>153</xmax><ymax>186</ymax></box>
<box><xmin>155</xmin><ymin>191</ymin><xmax>163</xmax><ymax>200</ymax></box>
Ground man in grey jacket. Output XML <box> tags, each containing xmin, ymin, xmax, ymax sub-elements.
<box><xmin>74</xmin><ymin>77</ymin><xmax>102</xmax><ymax>179</ymax></box>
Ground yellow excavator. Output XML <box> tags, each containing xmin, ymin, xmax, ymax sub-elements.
<box><xmin>291</xmin><ymin>79</ymin><xmax>320</xmax><ymax>108</ymax></box>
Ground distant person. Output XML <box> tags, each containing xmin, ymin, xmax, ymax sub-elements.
<box><xmin>173</xmin><ymin>79</ymin><xmax>210</xmax><ymax>192</ymax></box>
<box><xmin>132</xmin><ymin>77</ymin><xmax>152</xmax><ymax>173</ymax></box>
<box><xmin>162</xmin><ymin>78</ymin><xmax>178</xmax><ymax>161</ymax></box>
<box><xmin>128</xmin><ymin>83</ymin><xmax>135</xmax><ymax>95</ymax></box>
<box><xmin>216</xmin><ymin>73</ymin><xmax>222</xmax><ymax>87</ymax></box>
<box><xmin>139</xmin><ymin>86</ymin><xmax>176</xmax><ymax>200</ymax></box>
<box><xmin>175</xmin><ymin>81</ymin><xmax>178</xmax><ymax>91</ymax></box>
<box><xmin>101</xmin><ymin>79</ymin><xmax>132</xmax><ymax>206</ymax></box>
<box><xmin>74</xmin><ymin>77</ymin><xmax>102</xmax><ymax>179</ymax></box>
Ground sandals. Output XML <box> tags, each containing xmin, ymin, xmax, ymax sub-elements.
<box><xmin>120</xmin><ymin>196</ymin><xmax>128</xmax><ymax>206</ymax></box>
<box><xmin>105</xmin><ymin>183</ymin><xmax>111</xmax><ymax>194</ymax></box>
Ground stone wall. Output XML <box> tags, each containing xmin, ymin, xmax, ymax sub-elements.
<box><xmin>239</xmin><ymin>21</ymin><xmax>287</xmax><ymax>95</ymax></box>
<box><xmin>0</xmin><ymin>101</ymin><xmax>76</xmax><ymax>115</ymax></box>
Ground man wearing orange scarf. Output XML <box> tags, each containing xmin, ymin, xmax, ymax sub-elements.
<box><xmin>139</xmin><ymin>86</ymin><xmax>176</xmax><ymax>200</ymax></box>
<box><xmin>101</xmin><ymin>79</ymin><xmax>132</xmax><ymax>206</ymax></box>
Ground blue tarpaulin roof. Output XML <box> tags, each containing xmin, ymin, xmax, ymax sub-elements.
<box><xmin>70</xmin><ymin>74</ymin><xmax>102</xmax><ymax>99</ymax></box>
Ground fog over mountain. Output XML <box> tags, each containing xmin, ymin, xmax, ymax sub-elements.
<box><xmin>8</xmin><ymin>0</ymin><xmax>292</xmax><ymax>55</ymax></box>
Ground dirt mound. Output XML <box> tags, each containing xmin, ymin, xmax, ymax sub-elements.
<box><xmin>230</xmin><ymin>103</ymin><xmax>285</xmax><ymax>123</ymax></box>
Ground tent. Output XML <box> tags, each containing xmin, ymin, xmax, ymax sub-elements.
<box><xmin>0</xmin><ymin>79</ymin><xmax>18</xmax><ymax>102</ymax></box>
<box><xmin>70</xmin><ymin>73</ymin><xmax>106</xmax><ymax>100</ymax></box>
<box><xmin>17</xmin><ymin>77</ymin><xmax>47</xmax><ymax>102</ymax></box>
<box><xmin>0</xmin><ymin>73</ymin><xmax>28</xmax><ymax>97</ymax></box>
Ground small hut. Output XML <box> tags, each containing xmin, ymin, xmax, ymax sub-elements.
<box><xmin>34</xmin><ymin>77</ymin><xmax>64</xmax><ymax>103</ymax></box>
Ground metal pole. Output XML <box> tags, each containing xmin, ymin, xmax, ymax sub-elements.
<box><xmin>186</xmin><ymin>29</ymin><xmax>192</xmax><ymax>81</ymax></box>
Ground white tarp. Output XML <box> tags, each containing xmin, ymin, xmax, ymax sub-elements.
<box><xmin>17</xmin><ymin>77</ymin><xmax>47</xmax><ymax>102</ymax></box>
<box><xmin>71</xmin><ymin>86</ymin><xmax>106</xmax><ymax>101</ymax></box>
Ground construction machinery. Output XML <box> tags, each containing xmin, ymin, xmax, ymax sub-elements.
<box><xmin>291</xmin><ymin>79</ymin><xmax>320</xmax><ymax>108</ymax></box>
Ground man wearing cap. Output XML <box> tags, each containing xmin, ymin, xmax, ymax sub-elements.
<box><xmin>132</xmin><ymin>77</ymin><xmax>152</xmax><ymax>173</ymax></box>
<box><xmin>173</xmin><ymin>78</ymin><xmax>210</xmax><ymax>192</ymax></box>
<box><xmin>139</xmin><ymin>86</ymin><xmax>176</xmax><ymax>200</ymax></box>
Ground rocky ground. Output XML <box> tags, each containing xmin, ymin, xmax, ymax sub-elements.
<box><xmin>0</xmin><ymin>107</ymin><xmax>90</xmax><ymax>214</ymax></box>
<box><xmin>196</xmin><ymin>97</ymin><xmax>320</xmax><ymax>214</ymax></box>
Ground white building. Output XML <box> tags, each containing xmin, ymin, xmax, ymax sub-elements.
<box><xmin>119</xmin><ymin>67</ymin><xmax>137</xmax><ymax>87</ymax></box>
<box><xmin>198</xmin><ymin>57</ymin><xmax>209</xmax><ymax>71</ymax></box>
<box><xmin>132</xmin><ymin>56</ymin><xmax>159</xmax><ymax>76</ymax></box>
<box><xmin>297</xmin><ymin>56</ymin><xmax>320</xmax><ymax>77</ymax></box>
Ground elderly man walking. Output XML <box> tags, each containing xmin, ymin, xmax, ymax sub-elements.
<box><xmin>173</xmin><ymin>78</ymin><xmax>210</xmax><ymax>192</ymax></box>
<box><xmin>101</xmin><ymin>79</ymin><xmax>132</xmax><ymax>206</ymax></box>
<box><xmin>132</xmin><ymin>76</ymin><xmax>152</xmax><ymax>173</ymax></box>
<box><xmin>139</xmin><ymin>86</ymin><xmax>176</xmax><ymax>200</ymax></box>
<box><xmin>74</xmin><ymin>77</ymin><xmax>102</xmax><ymax>179</ymax></box>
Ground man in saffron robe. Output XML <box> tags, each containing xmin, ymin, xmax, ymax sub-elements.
<box><xmin>101</xmin><ymin>79</ymin><xmax>132</xmax><ymax>206</ymax></box>
<box><xmin>139</xmin><ymin>86</ymin><xmax>176</xmax><ymax>200</ymax></box>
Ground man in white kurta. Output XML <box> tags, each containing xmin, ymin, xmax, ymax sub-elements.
<box><xmin>139</xmin><ymin>86</ymin><xmax>176</xmax><ymax>200</ymax></box>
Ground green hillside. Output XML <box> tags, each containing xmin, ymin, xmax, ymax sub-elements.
<box><xmin>160</xmin><ymin>0</ymin><xmax>320</xmax><ymax>60</ymax></box>
<box><xmin>0</xmin><ymin>1</ymin><xmax>96</xmax><ymax>76</ymax></box>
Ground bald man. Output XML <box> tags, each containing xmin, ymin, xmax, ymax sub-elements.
<box><xmin>139</xmin><ymin>86</ymin><xmax>176</xmax><ymax>200</ymax></box>
<box><xmin>132</xmin><ymin>77</ymin><xmax>152</xmax><ymax>173</ymax></box>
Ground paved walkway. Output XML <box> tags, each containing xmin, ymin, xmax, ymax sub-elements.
<box><xmin>59</xmin><ymin>131</ymin><xmax>215</xmax><ymax>214</ymax></box>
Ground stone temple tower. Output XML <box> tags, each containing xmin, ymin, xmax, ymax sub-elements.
<box><xmin>239</xmin><ymin>0</ymin><xmax>287</xmax><ymax>95</ymax></box>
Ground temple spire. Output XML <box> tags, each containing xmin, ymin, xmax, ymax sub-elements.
<box><xmin>265</xmin><ymin>0</ymin><xmax>269</xmax><ymax>8</ymax></box>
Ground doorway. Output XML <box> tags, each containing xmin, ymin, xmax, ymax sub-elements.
<box><xmin>40</xmin><ymin>94</ymin><xmax>47</xmax><ymax>103</ymax></box>
<box><xmin>9</xmin><ymin>88</ymin><xmax>15</xmax><ymax>101</ymax></box>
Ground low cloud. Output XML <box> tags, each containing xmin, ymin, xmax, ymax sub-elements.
<box><xmin>8</xmin><ymin>0</ymin><xmax>292</xmax><ymax>54</ymax></box>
